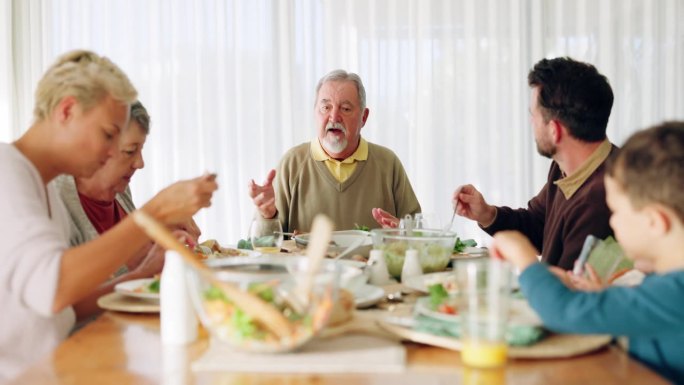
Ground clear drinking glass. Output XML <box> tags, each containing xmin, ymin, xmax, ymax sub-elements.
<box><xmin>249</xmin><ymin>217</ymin><xmax>284</xmax><ymax>253</ymax></box>
<box><xmin>456</xmin><ymin>258</ymin><xmax>512</xmax><ymax>369</ymax></box>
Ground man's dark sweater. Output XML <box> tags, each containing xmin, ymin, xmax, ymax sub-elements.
<box><xmin>484</xmin><ymin>143</ymin><xmax>618</xmax><ymax>270</ymax></box>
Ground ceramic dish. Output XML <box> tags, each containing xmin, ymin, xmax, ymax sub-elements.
<box><xmin>114</xmin><ymin>278</ymin><xmax>159</xmax><ymax>300</ymax></box>
<box><xmin>294</xmin><ymin>230</ymin><xmax>372</xmax><ymax>258</ymax></box>
<box><xmin>377</xmin><ymin>317</ymin><xmax>611</xmax><ymax>359</ymax></box>
<box><xmin>451</xmin><ymin>247</ymin><xmax>488</xmax><ymax>259</ymax></box>
<box><xmin>97</xmin><ymin>292</ymin><xmax>159</xmax><ymax>313</ymax></box>
<box><xmin>353</xmin><ymin>284</ymin><xmax>385</xmax><ymax>309</ymax></box>
<box><xmin>402</xmin><ymin>271</ymin><xmax>455</xmax><ymax>293</ymax></box>
<box><xmin>414</xmin><ymin>296</ymin><xmax>542</xmax><ymax>326</ymax></box>
<box><xmin>197</xmin><ymin>245</ymin><xmax>262</xmax><ymax>259</ymax></box>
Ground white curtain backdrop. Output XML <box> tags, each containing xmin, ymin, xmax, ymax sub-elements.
<box><xmin>2</xmin><ymin>0</ymin><xmax>683</xmax><ymax>244</ymax></box>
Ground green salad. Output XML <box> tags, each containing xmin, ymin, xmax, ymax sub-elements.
<box><xmin>201</xmin><ymin>281</ymin><xmax>328</xmax><ymax>346</ymax></box>
<box><xmin>380</xmin><ymin>241</ymin><xmax>451</xmax><ymax>278</ymax></box>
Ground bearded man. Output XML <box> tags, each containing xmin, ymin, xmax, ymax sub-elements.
<box><xmin>248</xmin><ymin>69</ymin><xmax>420</xmax><ymax>232</ymax></box>
<box><xmin>451</xmin><ymin>57</ymin><xmax>617</xmax><ymax>270</ymax></box>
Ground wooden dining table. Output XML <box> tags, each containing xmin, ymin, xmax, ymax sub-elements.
<box><xmin>8</xmin><ymin>305</ymin><xmax>668</xmax><ymax>385</ymax></box>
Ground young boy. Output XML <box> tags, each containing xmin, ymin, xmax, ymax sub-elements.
<box><xmin>492</xmin><ymin>121</ymin><xmax>684</xmax><ymax>383</ymax></box>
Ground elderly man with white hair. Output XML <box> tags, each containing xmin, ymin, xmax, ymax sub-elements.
<box><xmin>249</xmin><ymin>69</ymin><xmax>420</xmax><ymax>232</ymax></box>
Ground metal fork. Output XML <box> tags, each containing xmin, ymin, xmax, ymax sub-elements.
<box><xmin>443</xmin><ymin>186</ymin><xmax>463</xmax><ymax>233</ymax></box>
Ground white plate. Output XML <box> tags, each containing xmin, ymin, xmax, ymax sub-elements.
<box><xmin>352</xmin><ymin>284</ymin><xmax>385</xmax><ymax>309</ymax></box>
<box><xmin>414</xmin><ymin>295</ymin><xmax>542</xmax><ymax>326</ymax></box>
<box><xmin>335</xmin><ymin>261</ymin><xmax>368</xmax><ymax>294</ymax></box>
<box><xmin>413</xmin><ymin>297</ymin><xmax>459</xmax><ymax>322</ymax></box>
<box><xmin>97</xmin><ymin>292</ymin><xmax>160</xmax><ymax>313</ymax></box>
<box><xmin>335</xmin><ymin>259</ymin><xmax>366</xmax><ymax>269</ymax></box>
<box><xmin>402</xmin><ymin>271</ymin><xmax>455</xmax><ymax>293</ymax></box>
<box><xmin>377</xmin><ymin>318</ymin><xmax>611</xmax><ymax>358</ymax></box>
<box><xmin>464</xmin><ymin>246</ymin><xmax>487</xmax><ymax>254</ymax></box>
<box><xmin>200</xmin><ymin>245</ymin><xmax>262</xmax><ymax>259</ymax></box>
<box><xmin>451</xmin><ymin>247</ymin><xmax>488</xmax><ymax>259</ymax></box>
<box><xmin>294</xmin><ymin>230</ymin><xmax>373</xmax><ymax>257</ymax></box>
<box><xmin>114</xmin><ymin>278</ymin><xmax>159</xmax><ymax>300</ymax></box>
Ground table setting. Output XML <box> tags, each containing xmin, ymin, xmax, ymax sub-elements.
<box><xmin>92</xmin><ymin>212</ymin><xmax>618</xmax><ymax>378</ymax></box>
<box><xmin>11</xmin><ymin>213</ymin><xmax>666</xmax><ymax>385</ymax></box>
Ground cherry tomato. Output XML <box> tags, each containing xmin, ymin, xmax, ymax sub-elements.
<box><xmin>438</xmin><ymin>303</ymin><xmax>457</xmax><ymax>315</ymax></box>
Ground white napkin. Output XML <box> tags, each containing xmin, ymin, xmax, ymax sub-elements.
<box><xmin>192</xmin><ymin>334</ymin><xmax>405</xmax><ymax>373</ymax></box>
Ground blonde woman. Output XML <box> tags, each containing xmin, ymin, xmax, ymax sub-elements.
<box><xmin>0</xmin><ymin>50</ymin><xmax>217</xmax><ymax>381</ymax></box>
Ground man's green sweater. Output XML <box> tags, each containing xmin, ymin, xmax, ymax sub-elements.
<box><xmin>274</xmin><ymin>141</ymin><xmax>421</xmax><ymax>232</ymax></box>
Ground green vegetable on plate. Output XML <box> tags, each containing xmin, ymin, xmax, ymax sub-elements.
<box><xmin>428</xmin><ymin>283</ymin><xmax>449</xmax><ymax>307</ymax></box>
<box><xmin>147</xmin><ymin>279</ymin><xmax>160</xmax><ymax>294</ymax></box>
<box><xmin>354</xmin><ymin>223</ymin><xmax>370</xmax><ymax>232</ymax></box>
<box><xmin>453</xmin><ymin>238</ymin><xmax>477</xmax><ymax>253</ymax></box>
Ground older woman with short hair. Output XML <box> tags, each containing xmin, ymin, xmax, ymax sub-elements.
<box><xmin>53</xmin><ymin>101</ymin><xmax>200</xmax><ymax>321</ymax></box>
<box><xmin>56</xmin><ymin>101</ymin><xmax>151</xmax><ymax>248</ymax></box>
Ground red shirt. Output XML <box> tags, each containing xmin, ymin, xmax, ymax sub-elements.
<box><xmin>78</xmin><ymin>193</ymin><xmax>128</xmax><ymax>234</ymax></box>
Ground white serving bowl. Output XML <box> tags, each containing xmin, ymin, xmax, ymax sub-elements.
<box><xmin>294</xmin><ymin>230</ymin><xmax>372</xmax><ymax>258</ymax></box>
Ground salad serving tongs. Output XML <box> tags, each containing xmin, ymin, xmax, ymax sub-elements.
<box><xmin>131</xmin><ymin>210</ymin><xmax>294</xmax><ymax>340</ymax></box>
<box><xmin>280</xmin><ymin>215</ymin><xmax>334</xmax><ymax>314</ymax></box>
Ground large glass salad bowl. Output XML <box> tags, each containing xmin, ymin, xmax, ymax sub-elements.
<box><xmin>186</xmin><ymin>256</ymin><xmax>340</xmax><ymax>353</ymax></box>
<box><xmin>371</xmin><ymin>228</ymin><xmax>457</xmax><ymax>279</ymax></box>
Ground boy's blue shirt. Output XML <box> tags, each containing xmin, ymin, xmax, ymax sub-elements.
<box><xmin>520</xmin><ymin>262</ymin><xmax>684</xmax><ymax>383</ymax></box>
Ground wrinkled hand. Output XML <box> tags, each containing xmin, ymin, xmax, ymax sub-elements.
<box><xmin>175</xmin><ymin>218</ymin><xmax>201</xmax><ymax>244</ymax></box>
<box><xmin>131</xmin><ymin>230</ymin><xmax>195</xmax><ymax>278</ymax></box>
<box><xmin>249</xmin><ymin>169</ymin><xmax>277</xmax><ymax>219</ymax></box>
<box><xmin>143</xmin><ymin>173</ymin><xmax>218</xmax><ymax>226</ymax></box>
<box><xmin>372</xmin><ymin>208</ymin><xmax>399</xmax><ymax>228</ymax></box>
<box><xmin>452</xmin><ymin>184</ymin><xmax>497</xmax><ymax>227</ymax></box>
<box><xmin>490</xmin><ymin>231</ymin><xmax>539</xmax><ymax>272</ymax></box>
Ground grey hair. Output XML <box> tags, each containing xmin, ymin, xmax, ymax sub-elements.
<box><xmin>314</xmin><ymin>69</ymin><xmax>367</xmax><ymax>111</ymax></box>
<box><xmin>130</xmin><ymin>100</ymin><xmax>150</xmax><ymax>134</ymax></box>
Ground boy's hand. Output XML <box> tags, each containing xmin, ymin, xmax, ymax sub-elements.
<box><xmin>549</xmin><ymin>265</ymin><xmax>605</xmax><ymax>291</ymax></box>
<box><xmin>568</xmin><ymin>264</ymin><xmax>604</xmax><ymax>291</ymax></box>
<box><xmin>491</xmin><ymin>231</ymin><xmax>539</xmax><ymax>271</ymax></box>
<box><xmin>548</xmin><ymin>266</ymin><xmax>574</xmax><ymax>287</ymax></box>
